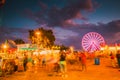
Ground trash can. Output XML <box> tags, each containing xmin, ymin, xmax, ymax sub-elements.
<box><xmin>94</xmin><ymin>58</ymin><xmax>100</xmax><ymax>65</ymax></box>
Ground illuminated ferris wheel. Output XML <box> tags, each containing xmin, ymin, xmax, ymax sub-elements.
<box><xmin>82</xmin><ymin>32</ymin><xmax>105</xmax><ymax>52</ymax></box>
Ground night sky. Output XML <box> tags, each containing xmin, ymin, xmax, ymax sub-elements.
<box><xmin>0</xmin><ymin>0</ymin><xmax>120</xmax><ymax>50</ymax></box>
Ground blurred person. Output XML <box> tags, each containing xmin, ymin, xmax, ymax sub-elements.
<box><xmin>0</xmin><ymin>56</ymin><xmax>3</xmax><ymax>75</ymax></box>
<box><xmin>109</xmin><ymin>52</ymin><xmax>116</xmax><ymax>67</ymax></box>
<box><xmin>59</xmin><ymin>51</ymin><xmax>67</xmax><ymax>77</ymax></box>
<box><xmin>78</xmin><ymin>51</ymin><xmax>82</xmax><ymax>69</ymax></box>
<box><xmin>33</xmin><ymin>56</ymin><xmax>39</xmax><ymax>66</ymax></box>
<box><xmin>81</xmin><ymin>52</ymin><xmax>87</xmax><ymax>71</ymax></box>
<box><xmin>0</xmin><ymin>56</ymin><xmax>2</xmax><ymax>68</ymax></box>
<box><xmin>23</xmin><ymin>55</ymin><xmax>28</xmax><ymax>71</ymax></box>
<box><xmin>46</xmin><ymin>54</ymin><xmax>55</xmax><ymax>72</ymax></box>
<box><xmin>116</xmin><ymin>50</ymin><xmax>120</xmax><ymax>68</ymax></box>
<box><xmin>42</xmin><ymin>55</ymin><xmax>46</xmax><ymax>67</ymax></box>
<box><xmin>1</xmin><ymin>59</ymin><xmax>7</xmax><ymax>77</ymax></box>
<box><xmin>27</xmin><ymin>55</ymin><xmax>33</xmax><ymax>71</ymax></box>
<box><xmin>14</xmin><ymin>57</ymin><xmax>19</xmax><ymax>72</ymax></box>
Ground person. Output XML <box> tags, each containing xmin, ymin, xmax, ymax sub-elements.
<box><xmin>42</xmin><ymin>55</ymin><xmax>46</xmax><ymax>67</ymax></box>
<box><xmin>109</xmin><ymin>52</ymin><xmax>116</xmax><ymax>67</ymax></box>
<box><xmin>46</xmin><ymin>54</ymin><xmax>55</xmax><ymax>72</ymax></box>
<box><xmin>0</xmin><ymin>56</ymin><xmax>3</xmax><ymax>75</ymax></box>
<box><xmin>1</xmin><ymin>59</ymin><xmax>6</xmax><ymax>77</ymax></box>
<box><xmin>116</xmin><ymin>50</ymin><xmax>120</xmax><ymax>68</ymax></box>
<box><xmin>27</xmin><ymin>55</ymin><xmax>33</xmax><ymax>71</ymax></box>
<box><xmin>23</xmin><ymin>55</ymin><xmax>28</xmax><ymax>71</ymax></box>
<box><xmin>81</xmin><ymin>52</ymin><xmax>87</xmax><ymax>71</ymax></box>
<box><xmin>77</xmin><ymin>51</ymin><xmax>82</xmax><ymax>69</ymax></box>
<box><xmin>0</xmin><ymin>56</ymin><xmax>2</xmax><ymax>68</ymax></box>
<box><xmin>14</xmin><ymin>57</ymin><xmax>19</xmax><ymax>72</ymax></box>
<box><xmin>59</xmin><ymin>51</ymin><xmax>67</xmax><ymax>77</ymax></box>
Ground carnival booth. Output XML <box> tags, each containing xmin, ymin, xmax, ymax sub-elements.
<box><xmin>0</xmin><ymin>40</ymin><xmax>17</xmax><ymax>76</ymax></box>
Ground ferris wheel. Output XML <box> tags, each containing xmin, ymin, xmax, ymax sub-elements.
<box><xmin>82</xmin><ymin>32</ymin><xmax>105</xmax><ymax>52</ymax></box>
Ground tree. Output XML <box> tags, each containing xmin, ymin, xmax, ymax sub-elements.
<box><xmin>28</xmin><ymin>27</ymin><xmax>55</xmax><ymax>48</ymax></box>
<box><xmin>59</xmin><ymin>45</ymin><xmax>69</xmax><ymax>51</ymax></box>
<box><xmin>14</xmin><ymin>39</ymin><xmax>25</xmax><ymax>44</ymax></box>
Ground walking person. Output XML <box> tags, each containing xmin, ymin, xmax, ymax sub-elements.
<box><xmin>109</xmin><ymin>52</ymin><xmax>116</xmax><ymax>67</ymax></box>
<box><xmin>81</xmin><ymin>52</ymin><xmax>87</xmax><ymax>71</ymax></box>
<box><xmin>78</xmin><ymin>51</ymin><xmax>82</xmax><ymax>69</ymax></box>
<box><xmin>116</xmin><ymin>50</ymin><xmax>120</xmax><ymax>68</ymax></box>
<box><xmin>23</xmin><ymin>55</ymin><xmax>28</xmax><ymax>71</ymax></box>
<box><xmin>42</xmin><ymin>55</ymin><xmax>46</xmax><ymax>68</ymax></box>
<box><xmin>1</xmin><ymin>59</ymin><xmax>6</xmax><ymax>77</ymax></box>
<box><xmin>59</xmin><ymin>51</ymin><xmax>67</xmax><ymax>77</ymax></box>
<box><xmin>14</xmin><ymin>57</ymin><xmax>19</xmax><ymax>72</ymax></box>
<box><xmin>27</xmin><ymin>55</ymin><xmax>33</xmax><ymax>71</ymax></box>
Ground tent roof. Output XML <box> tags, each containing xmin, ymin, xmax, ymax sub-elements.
<box><xmin>6</xmin><ymin>40</ymin><xmax>17</xmax><ymax>48</ymax></box>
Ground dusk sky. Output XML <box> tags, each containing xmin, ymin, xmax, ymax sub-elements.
<box><xmin>0</xmin><ymin>0</ymin><xmax>120</xmax><ymax>50</ymax></box>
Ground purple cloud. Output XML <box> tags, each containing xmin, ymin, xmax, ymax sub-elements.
<box><xmin>0</xmin><ymin>27</ymin><xmax>29</xmax><ymax>43</ymax></box>
<box><xmin>25</xmin><ymin>0</ymin><xmax>95</xmax><ymax>27</ymax></box>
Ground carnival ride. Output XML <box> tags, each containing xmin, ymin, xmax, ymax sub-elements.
<box><xmin>82</xmin><ymin>32</ymin><xmax>105</xmax><ymax>52</ymax></box>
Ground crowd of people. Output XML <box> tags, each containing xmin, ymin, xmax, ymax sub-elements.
<box><xmin>0</xmin><ymin>49</ymin><xmax>120</xmax><ymax>77</ymax></box>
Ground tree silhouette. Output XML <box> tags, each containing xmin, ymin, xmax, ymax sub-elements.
<box><xmin>28</xmin><ymin>27</ymin><xmax>55</xmax><ymax>48</ymax></box>
<box><xmin>14</xmin><ymin>39</ymin><xmax>25</xmax><ymax>44</ymax></box>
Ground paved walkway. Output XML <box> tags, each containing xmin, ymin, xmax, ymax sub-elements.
<box><xmin>0</xmin><ymin>57</ymin><xmax>120</xmax><ymax>80</ymax></box>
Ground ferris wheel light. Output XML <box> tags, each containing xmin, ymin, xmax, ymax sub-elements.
<box><xmin>82</xmin><ymin>32</ymin><xmax>105</xmax><ymax>52</ymax></box>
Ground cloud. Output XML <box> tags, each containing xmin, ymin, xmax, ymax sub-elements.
<box><xmin>94</xmin><ymin>20</ymin><xmax>120</xmax><ymax>41</ymax></box>
<box><xmin>25</xmin><ymin>0</ymin><xmax>95</xmax><ymax>27</ymax></box>
<box><xmin>0</xmin><ymin>27</ymin><xmax>29</xmax><ymax>43</ymax></box>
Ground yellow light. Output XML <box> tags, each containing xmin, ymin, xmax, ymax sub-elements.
<box><xmin>36</xmin><ymin>32</ymin><xmax>40</xmax><ymax>35</ymax></box>
<box><xmin>2</xmin><ymin>44</ymin><xmax>8</xmax><ymax>49</ymax></box>
<box><xmin>117</xmin><ymin>47</ymin><xmax>120</xmax><ymax>50</ymax></box>
<box><xmin>3</xmin><ymin>45</ymin><xmax>7</xmax><ymax>49</ymax></box>
<box><xmin>35</xmin><ymin>31</ymin><xmax>41</xmax><ymax>36</ymax></box>
<box><xmin>70</xmin><ymin>46</ymin><xmax>74</xmax><ymax>53</ymax></box>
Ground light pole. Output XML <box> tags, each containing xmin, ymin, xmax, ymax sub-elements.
<box><xmin>2</xmin><ymin>43</ymin><xmax>8</xmax><ymax>53</ymax></box>
<box><xmin>70</xmin><ymin>46</ymin><xmax>74</xmax><ymax>53</ymax></box>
